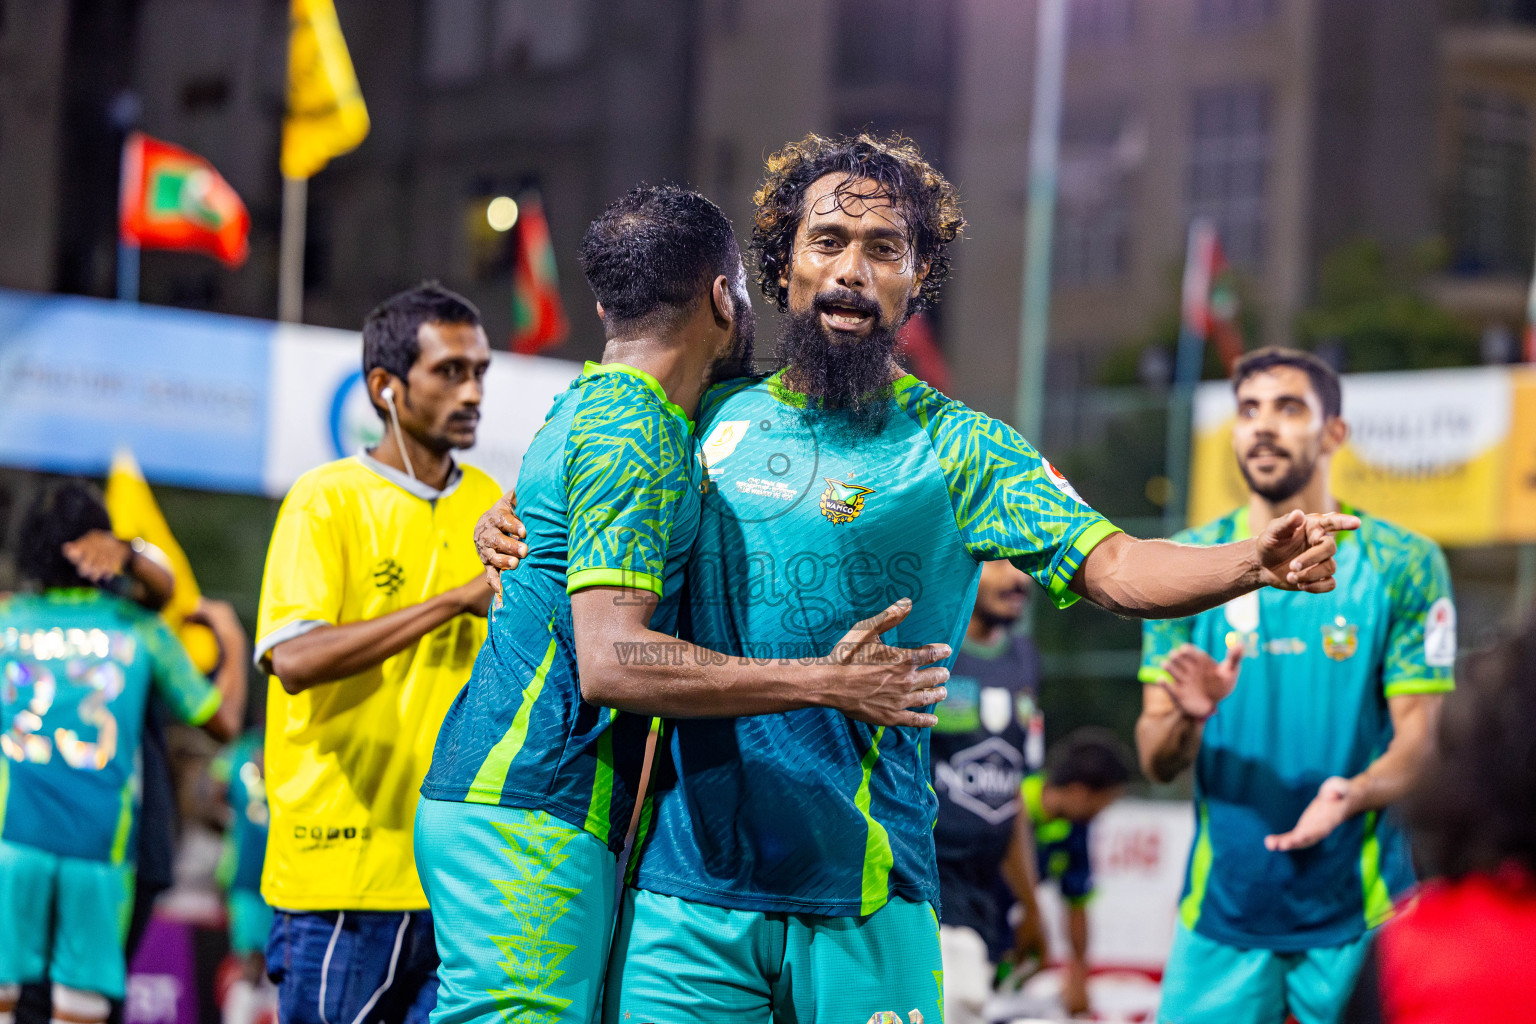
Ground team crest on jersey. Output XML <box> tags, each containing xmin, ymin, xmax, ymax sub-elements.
<box><xmin>1321</xmin><ymin>616</ymin><xmax>1358</xmax><ymax>661</ymax></box>
<box><xmin>819</xmin><ymin>478</ymin><xmax>875</xmax><ymax>524</ymax></box>
<box><xmin>700</xmin><ymin>420</ymin><xmax>751</xmax><ymax>472</ymax></box>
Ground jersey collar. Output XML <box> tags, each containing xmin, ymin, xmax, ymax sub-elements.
<box><xmin>960</xmin><ymin>631</ymin><xmax>1011</xmax><ymax>661</ymax></box>
<box><xmin>580</xmin><ymin>361</ymin><xmax>693</xmax><ymax>431</ymax></box>
<box><xmin>357</xmin><ymin>451</ymin><xmax>464</xmax><ymax>502</ymax></box>
<box><xmin>764</xmin><ymin>368</ymin><xmax>920</xmax><ymax>409</ymax></box>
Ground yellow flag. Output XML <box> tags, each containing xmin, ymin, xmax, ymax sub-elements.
<box><xmin>282</xmin><ymin>0</ymin><xmax>370</xmax><ymax>180</ymax></box>
<box><xmin>105</xmin><ymin>449</ymin><xmax>221</xmax><ymax>673</ymax></box>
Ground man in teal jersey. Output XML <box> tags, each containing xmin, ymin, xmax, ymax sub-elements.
<box><xmin>481</xmin><ymin>135</ymin><xmax>1356</xmax><ymax>1024</ymax></box>
<box><xmin>0</xmin><ymin>483</ymin><xmax>245</xmax><ymax>1024</ymax></box>
<box><xmin>1136</xmin><ymin>347</ymin><xmax>1455</xmax><ymax>1024</ymax></box>
<box><xmin>416</xmin><ymin>186</ymin><xmax>951</xmax><ymax>1024</ymax></box>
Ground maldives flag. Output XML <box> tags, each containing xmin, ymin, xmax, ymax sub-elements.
<box><xmin>1181</xmin><ymin>218</ymin><xmax>1244</xmax><ymax>372</ymax></box>
<box><xmin>119</xmin><ymin>132</ymin><xmax>250</xmax><ymax>268</ymax></box>
<box><xmin>509</xmin><ymin>193</ymin><xmax>569</xmax><ymax>354</ymax></box>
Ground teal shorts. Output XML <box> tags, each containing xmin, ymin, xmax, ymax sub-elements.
<box><xmin>1158</xmin><ymin>922</ymin><xmax>1374</xmax><ymax>1024</ymax></box>
<box><xmin>0</xmin><ymin>838</ymin><xmax>134</xmax><ymax>998</ymax></box>
<box><xmin>415</xmin><ymin>798</ymin><xmax>616</xmax><ymax>1024</ymax></box>
<box><xmin>228</xmin><ymin>888</ymin><xmax>274</xmax><ymax>956</ymax></box>
<box><xmin>602</xmin><ymin>889</ymin><xmax>943</xmax><ymax>1024</ymax></box>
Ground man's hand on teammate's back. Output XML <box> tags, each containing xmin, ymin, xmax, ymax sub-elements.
<box><xmin>1162</xmin><ymin>642</ymin><xmax>1243</xmax><ymax>721</ymax></box>
<box><xmin>475</xmin><ymin>489</ymin><xmax>527</xmax><ymax>595</ymax></box>
<box><xmin>822</xmin><ymin>598</ymin><xmax>950</xmax><ymax>729</ymax></box>
<box><xmin>1255</xmin><ymin>510</ymin><xmax>1359</xmax><ymax>593</ymax></box>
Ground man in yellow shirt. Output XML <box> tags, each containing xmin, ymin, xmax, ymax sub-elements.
<box><xmin>255</xmin><ymin>283</ymin><xmax>501</xmax><ymax>1024</ymax></box>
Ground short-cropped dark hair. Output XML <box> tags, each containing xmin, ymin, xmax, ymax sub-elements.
<box><xmin>16</xmin><ymin>481</ymin><xmax>113</xmax><ymax>590</ymax></box>
<box><xmin>1046</xmin><ymin>727</ymin><xmax>1136</xmax><ymax>791</ymax></box>
<box><xmin>578</xmin><ymin>185</ymin><xmax>741</xmax><ymax>332</ymax></box>
<box><xmin>1231</xmin><ymin>346</ymin><xmax>1343</xmax><ymax>419</ymax></box>
<box><xmin>1408</xmin><ymin>616</ymin><xmax>1536</xmax><ymax>880</ymax></box>
<box><xmin>362</xmin><ymin>282</ymin><xmax>481</xmax><ymax>385</ymax></box>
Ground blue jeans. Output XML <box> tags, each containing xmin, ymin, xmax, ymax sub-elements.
<box><xmin>266</xmin><ymin>910</ymin><xmax>439</xmax><ymax>1024</ymax></box>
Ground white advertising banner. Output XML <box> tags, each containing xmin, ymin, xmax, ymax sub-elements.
<box><xmin>262</xmin><ymin>322</ymin><xmax>581</xmax><ymax>495</ymax></box>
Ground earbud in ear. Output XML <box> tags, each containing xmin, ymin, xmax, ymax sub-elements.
<box><xmin>381</xmin><ymin>385</ymin><xmax>396</xmax><ymax>403</ymax></box>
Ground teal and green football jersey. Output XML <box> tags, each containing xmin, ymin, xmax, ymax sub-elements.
<box><xmin>212</xmin><ymin>729</ymin><xmax>268</xmax><ymax>893</ymax></box>
<box><xmin>631</xmin><ymin>371</ymin><xmax>1118</xmax><ymax>916</ymax></box>
<box><xmin>422</xmin><ymin>362</ymin><xmax>701</xmax><ymax>851</ymax></box>
<box><xmin>0</xmin><ymin>589</ymin><xmax>221</xmax><ymax>863</ymax></box>
<box><xmin>1140</xmin><ymin>506</ymin><xmax>1456</xmax><ymax>951</ymax></box>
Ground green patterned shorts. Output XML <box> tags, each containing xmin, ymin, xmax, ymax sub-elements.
<box><xmin>415</xmin><ymin>798</ymin><xmax>615</xmax><ymax>1024</ymax></box>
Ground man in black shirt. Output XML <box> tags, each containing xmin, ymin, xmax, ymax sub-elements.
<box><xmin>931</xmin><ymin>560</ymin><xmax>1045</xmax><ymax>1024</ymax></box>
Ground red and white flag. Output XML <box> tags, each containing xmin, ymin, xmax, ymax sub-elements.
<box><xmin>1181</xmin><ymin>218</ymin><xmax>1245</xmax><ymax>372</ymax></box>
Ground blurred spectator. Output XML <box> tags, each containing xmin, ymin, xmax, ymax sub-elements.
<box><xmin>0</xmin><ymin>483</ymin><xmax>244</xmax><ymax>1024</ymax></box>
<box><xmin>1343</xmin><ymin>616</ymin><xmax>1536</xmax><ymax>1023</ymax></box>
<box><xmin>931</xmin><ymin>560</ymin><xmax>1045</xmax><ymax>1024</ymax></box>
<box><xmin>210</xmin><ymin>708</ymin><xmax>273</xmax><ymax>1024</ymax></box>
<box><xmin>1012</xmin><ymin>730</ymin><xmax>1132</xmax><ymax>1017</ymax></box>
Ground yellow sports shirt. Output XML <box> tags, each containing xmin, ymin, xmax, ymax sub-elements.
<box><xmin>255</xmin><ymin>454</ymin><xmax>502</xmax><ymax>911</ymax></box>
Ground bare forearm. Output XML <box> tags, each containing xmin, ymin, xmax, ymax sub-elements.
<box><xmin>207</xmin><ymin>643</ymin><xmax>248</xmax><ymax>741</ymax></box>
<box><xmin>1075</xmin><ymin>535</ymin><xmax>1260</xmax><ymax>619</ymax></box>
<box><xmin>270</xmin><ymin>593</ymin><xmax>467</xmax><ymax>693</ymax></box>
<box><xmin>1136</xmin><ymin>702</ymin><xmax>1203</xmax><ymax>782</ymax></box>
<box><xmin>579</xmin><ymin>631</ymin><xmax>829</xmax><ymax>718</ymax></box>
<box><xmin>1344</xmin><ymin>699</ymin><xmax>1440</xmax><ymax>815</ymax></box>
<box><xmin>124</xmin><ymin>548</ymin><xmax>175</xmax><ymax>611</ymax></box>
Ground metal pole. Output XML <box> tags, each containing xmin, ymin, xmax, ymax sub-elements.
<box><xmin>1163</xmin><ymin>221</ymin><xmax>1208</xmax><ymax>537</ymax></box>
<box><xmin>116</xmin><ymin>242</ymin><xmax>139</xmax><ymax>303</ymax></box>
<box><xmin>1516</xmin><ymin>544</ymin><xmax>1536</xmax><ymax>619</ymax></box>
<box><xmin>278</xmin><ymin>174</ymin><xmax>307</xmax><ymax>323</ymax></box>
<box><xmin>1014</xmin><ymin>0</ymin><xmax>1068</xmax><ymax>444</ymax></box>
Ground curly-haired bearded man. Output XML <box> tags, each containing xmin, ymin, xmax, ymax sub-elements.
<box><xmin>477</xmin><ymin>133</ymin><xmax>1357</xmax><ymax>1024</ymax></box>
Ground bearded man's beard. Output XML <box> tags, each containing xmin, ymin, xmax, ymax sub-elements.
<box><xmin>1238</xmin><ymin>449</ymin><xmax>1317</xmax><ymax>503</ymax></box>
<box><xmin>775</xmin><ymin>289</ymin><xmax>902</xmax><ymax>430</ymax></box>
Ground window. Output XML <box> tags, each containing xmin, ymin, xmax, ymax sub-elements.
<box><xmin>492</xmin><ymin>0</ymin><xmax>589</xmax><ymax>72</ymax></box>
<box><xmin>424</xmin><ymin>0</ymin><xmax>487</xmax><ymax>87</ymax></box>
<box><xmin>1187</xmin><ymin>85</ymin><xmax>1270</xmax><ymax>267</ymax></box>
<box><xmin>1070</xmin><ymin>0</ymin><xmax>1134</xmax><ymax>47</ymax></box>
<box><xmin>1055</xmin><ymin>106</ymin><xmax>1136</xmax><ymax>287</ymax></box>
<box><xmin>424</xmin><ymin>0</ymin><xmax>589</xmax><ymax>86</ymax></box>
<box><xmin>1194</xmin><ymin>0</ymin><xmax>1276</xmax><ymax>32</ymax></box>
<box><xmin>1478</xmin><ymin>0</ymin><xmax>1536</xmax><ymax>24</ymax></box>
<box><xmin>1451</xmin><ymin>92</ymin><xmax>1532</xmax><ymax>275</ymax></box>
<box><xmin>833</xmin><ymin>0</ymin><xmax>919</xmax><ymax>87</ymax></box>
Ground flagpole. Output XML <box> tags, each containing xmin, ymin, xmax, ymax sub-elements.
<box><xmin>1014</xmin><ymin>0</ymin><xmax>1068</xmax><ymax>445</ymax></box>
<box><xmin>1163</xmin><ymin>220</ymin><xmax>1207</xmax><ymax>537</ymax></box>
<box><xmin>278</xmin><ymin>174</ymin><xmax>306</xmax><ymax>323</ymax></box>
<box><xmin>116</xmin><ymin>134</ymin><xmax>139</xmax><ymax>303</ymax></box>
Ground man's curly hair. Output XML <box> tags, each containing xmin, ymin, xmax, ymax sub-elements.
<box><xmin>751</xmin><ymin>132</ymin><xmax>965</xmax><ymax>313</ymax></box>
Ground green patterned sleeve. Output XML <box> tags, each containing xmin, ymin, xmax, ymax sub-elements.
<box><xmin>140</xmin><ymin>616</ymin><xmax>221</xmax><ymax>726</ymax></box>
<box><xmin>1381</xmin><ymin>536</ymin><xmax>1456</xmax><ymax>698</ymax></box>
<box><xmin>564</xmin><ymin>380</ymin><xmax>689</xmax><ymax>598</ymax></box>
<box><xmin>920</xmin><ymin>395</ymin><xmax>1120</xmax><ymax>609</ymax></box>
<box><xmin>1139</xmin><ymin>615</ymin><xmax>1194</xmax><ymax>685</ymax></box>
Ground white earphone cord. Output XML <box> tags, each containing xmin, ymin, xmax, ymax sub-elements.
<box><xmin>382</xmin><ymin>388</ymin><xmax>417</xmax><ymax>481</ymax></box>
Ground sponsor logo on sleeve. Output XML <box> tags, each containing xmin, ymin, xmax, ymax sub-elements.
<box><xmin>1424</xmin><ymin>597</ymin><xmax>1457</xmax><ymax>667</ymax></box>
<box><xmin>1043</xmin><ymin>460</ymin><xmax>1085</xmax><ymax>504</ymax></box>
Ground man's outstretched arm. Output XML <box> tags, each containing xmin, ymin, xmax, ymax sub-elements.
<box><xmin>1069</xmin><ymin>510</ymin><xmax>1359</xmax><ymax>619</ymax></box>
